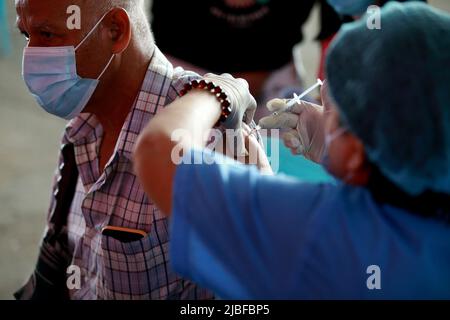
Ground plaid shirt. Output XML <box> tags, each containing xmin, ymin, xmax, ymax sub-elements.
<box><xmin>45</xmin><ymin>47</ymin><xmax>213</xmax><ymax>300</ymax></box>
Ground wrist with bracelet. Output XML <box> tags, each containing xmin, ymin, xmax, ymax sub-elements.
<box><xmin>179</xmin><ymin>79</ymin><xmax>232</xmax><ymax>127</ymax></box>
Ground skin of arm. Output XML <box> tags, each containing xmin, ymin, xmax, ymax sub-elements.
<box><xmin>133</xmin><ymin>90</ymin><xmax>222</xmax><ymax>216</ymax></box>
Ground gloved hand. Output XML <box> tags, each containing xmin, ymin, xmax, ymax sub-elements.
<box><xmin>258</xmin><ymin>98</ymin><xmax>326</xmax><ymax>163</ymax></box>
<box><xmin>211</xmin><ymin>123</ymin><xmax>272</xmax><ymax>175</ymax></box>
<box><xmin>203</xmin><ymin>73</ymin><xmax>257</xmax><ymax>130</ymax></box>
<box><xmin>203</xmin><ymin>73</ymin><xmax>257</xmax><ymax>157</ymax></box>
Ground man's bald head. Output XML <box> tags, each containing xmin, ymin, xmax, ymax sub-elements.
<box><xmin>16</xmin><ymin>0</ymin><xmax>153</xmax><ymax>52</ymax></box>
<box><xmin>83</xmin><ymin>0</ymin><xmax>152</xmax><ymax>50</ymax></box>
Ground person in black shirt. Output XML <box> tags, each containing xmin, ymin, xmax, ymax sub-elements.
<box><xmin>151</xmin><ymin>0</ymin><xmax>335</xmax><ymax>107</ymax></box>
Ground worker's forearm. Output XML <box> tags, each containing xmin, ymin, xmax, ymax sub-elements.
<box><xmin>134</xmin><ymin>91</ymin><xmax>221</xmax><ymax>215</ymax></box>
<box><xmin>153</xmin><ymin>90</ymin><xmax>221</xmax><ymax>146</ymax></box>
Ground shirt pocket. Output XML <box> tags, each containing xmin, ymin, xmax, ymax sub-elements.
<box><xmin>99</xmin><ymin>218</ymin><xmax>211</xmax><ymax>300</ymax></box>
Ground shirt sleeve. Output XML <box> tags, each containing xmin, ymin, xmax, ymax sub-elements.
<box><xmin>170</xmin><ymin>148</ymin><xmax>326</xmax><ymax>299</ymax></box>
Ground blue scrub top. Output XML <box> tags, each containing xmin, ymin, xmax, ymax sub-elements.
<box><xmin>170</xmin><ymin>149</ymin><xmax>450</xmax><ymax>299</ymax></box>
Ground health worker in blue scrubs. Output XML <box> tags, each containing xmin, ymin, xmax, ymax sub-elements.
<box><xmin>134</xmin><ymin>2</ymin><xmax>450</xmax><ymax>299</ymax></box>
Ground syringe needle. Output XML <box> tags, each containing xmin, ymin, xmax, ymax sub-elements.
<box><xmin>249</xmin><ymin>125</ymin><xmax>261</xmax><ymax>137</ymax></box>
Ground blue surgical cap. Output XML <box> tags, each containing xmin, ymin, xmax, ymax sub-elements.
<box><xmin>327</xmin><ymin>0</ymin><xmax>375</xmax><ymax>16</ymax></box>
<box><xmin>326</xmin><ymin>0</ymin><xmax>427</xmax><ymax>17</ymax></box>
<box><xmin>326</xmin><ymin>2</ymin><xmax>450</xmax><ymax>196</ymax></box>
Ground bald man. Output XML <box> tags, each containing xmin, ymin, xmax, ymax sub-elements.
<box><xmin>14</xmin><ymin>0</ymin><xmax>214</xmax><ymax>299</ymax></box>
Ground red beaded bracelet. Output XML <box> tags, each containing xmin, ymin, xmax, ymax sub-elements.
<box><xmin>179</xmin><ymin>79</ymin><xmax>232</xmax><ymax>126</ymax></box>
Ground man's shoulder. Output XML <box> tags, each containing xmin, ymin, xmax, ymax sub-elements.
<box><xmin>170</xmin><ymin>66</ymin><xmax>202</xmax><ymax>93</ymax></box>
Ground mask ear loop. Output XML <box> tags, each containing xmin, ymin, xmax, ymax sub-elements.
<box><xmin>75</xmin><ymin>10</ymin><xmax>112</xmax><ymax>51</ymax></box>
<box><xmin>324</xmin><ymin>127</ymin><xmax>348</xmax><ymax>147</ymax></box>
<box><xmin>97</xmin><ymin>54</ymin><xmax>115</xmax><ymax>80</ymax></box>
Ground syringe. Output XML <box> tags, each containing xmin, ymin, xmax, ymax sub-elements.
<box><xmin>250</xmin><ymin>79</ymin><xmax>323</xmax><ymax>136</ymax></box>
<box><xmin>282</xmin><ymin>78</ymin><xmax>323</xmax><ymax>112</ymax></box>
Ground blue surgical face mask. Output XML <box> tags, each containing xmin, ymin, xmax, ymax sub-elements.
<box><xmin>321</xmin><ymin>126</ymin><xmax>358</xmax><ymax>183</ymax></box>
<box><xmin>327</xmin><ymin>0</ymin><xmax>375</xmax><ymax>16</ymax></box>
<box><xmin>22</xmin><ymin>11</ymin><xmax>115</xmax><ymax>120</ymax></box>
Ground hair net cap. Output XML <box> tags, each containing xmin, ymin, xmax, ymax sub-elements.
<box><xmin>326</xmin><ymin>0</ymin><xmax>375</xmax><ymax>16</ymax></box>
<box><xmin>326</xmin><ymin>2</ymin><xmax>450</xmax><ymax>196</ymax></box>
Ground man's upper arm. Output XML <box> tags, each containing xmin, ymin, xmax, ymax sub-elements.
<box><xmin>168</xmin><ymin>67</ymin><xmax>202</xmax><ymax>102</ymax></box>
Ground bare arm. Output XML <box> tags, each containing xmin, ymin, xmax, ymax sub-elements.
<box><xmin>134</xmin><ymin>90</ymin><xmax>221</xmax><ymax>216</ymax></box>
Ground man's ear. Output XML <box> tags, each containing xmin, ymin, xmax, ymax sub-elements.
<box><xmin>107</xmin><ymin>8</ymin><xmax>131</xmax><ymax>54</ymax></box>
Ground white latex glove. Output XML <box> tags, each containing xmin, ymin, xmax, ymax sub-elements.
<box><xmin>258</xmin><ymin>99</ymin><xmax>325</xmax><ymax>163</ymax></box>
<box><xmin>203</xmin><ymin>73</ymin><xmax>257</xmax><ymax>156</ymax></box>
<box><xmin>203</xmin><ymin>73</ymin><xmax>257</xmax><ymax>130</ymax></box>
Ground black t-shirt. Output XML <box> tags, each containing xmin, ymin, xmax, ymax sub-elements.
<box><xmin>151</xmin><ymin>0</ymin><xmax>316</xmax><ymax>73</ymax></box>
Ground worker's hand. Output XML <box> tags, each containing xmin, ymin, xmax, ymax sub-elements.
<box><xmin>242</xmin><ymin>123</ymin><xmax>273</xmax><ymax>175</ymax></box>
<box><xmin>258</xmin><ymin>99</ymin><xmax>325</xmax><ymax>163</ymax></box>
<box><xmin>212</xmin><ymin>123</ymin><xmax>273</xmax><ymax>175</ymax></box>
<box><xmin>203</xmin><ymin>73</ymin><xmax>257</xmax><ymax>156</ymax></box>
